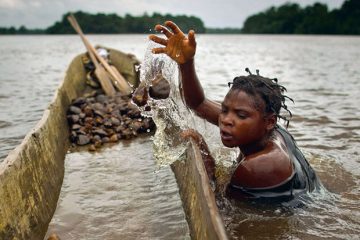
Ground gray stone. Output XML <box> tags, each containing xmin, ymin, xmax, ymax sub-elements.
<box><xmin>149</xmin><ymin>74</ymin><xmax>171</xmax><ymax>99</ymax></box>
<box><xmin>111</xmin><ymin>117</ymin><xmax>120</xmax><ymax>126</ymax></box>
<box><xmin>96</xmin><ymin>94</ymin><xmax>108</xmax><ymax>103</ymax></box>
<box><xmin>69</xmin><ymin>106</ymin><xmax>82</xmax><ymax>114</ymax></box>
<box><xmin>93</xmin><ymin>129</ymin><xmax>108</xmax><ymax>136</ymax></box>
<box><xmin>77</xmin><ymin>135</ymin><xmax>90</xmax><ymax>145</ymax></box>
<box><xmin>72</xmin><ymin>124</ymin><xmax>81</xmax><ymax>130</ymax></box>
<box><xmin>72</xmin><ymin>97</ymin><xmax>86</xmax><ymax>106</ymax></box>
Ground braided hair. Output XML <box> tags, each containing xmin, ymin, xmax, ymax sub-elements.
<box><xmin>228</xmin><ymin>68</ymin><xmax>293</xmax><ymax>127</ymax></box>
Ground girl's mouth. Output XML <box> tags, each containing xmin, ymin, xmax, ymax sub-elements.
<box><xmin>220</xmin><ymin>130</ymin><xmax>233</xmax><ymax>141</ymax></box>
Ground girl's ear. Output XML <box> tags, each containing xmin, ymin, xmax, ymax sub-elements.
<box><xmin>266</xmin><ymin>114</ymin><xmax>277</xmax><ymax>131</ymax></box>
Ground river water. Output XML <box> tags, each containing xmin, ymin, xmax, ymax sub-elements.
<box><xmin>0</xmin><ymin>34</ymin><xmax>359</xmax><ymax>239</ymax></box>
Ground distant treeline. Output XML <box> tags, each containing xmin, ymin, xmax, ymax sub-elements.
<box><xmin>206</xmin><ymin>28</ymin><xmax>242</xmax><ymax>34</ymax></box>
<box><xmin>0</xmin><ymin>11</ymin><xmax>205</xmax><ymax>35</ymax></box>
<box><xmin>242</xmin><ymin>0</ymin><xmax>360</xmax><ymax>34</ymax></box>
<box><xmin>1</xmin><ymin>0</ymin><xmax>359</xmax><ymax>35</ymax></box>
<box><xmin>0</xmin><ymin>26</ymin><xmax>44</xmax><ymax>34</ymax></box>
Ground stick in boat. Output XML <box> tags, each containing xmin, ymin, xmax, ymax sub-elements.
<box><xmin>67</xmin><ymin>16</ymin><xmax>116</xmax><ymax>96</ymax></box>
<box><xmin>68</xmin><ymin>14</ymin><xmax>133</xmax><ymax>95</ymax></box>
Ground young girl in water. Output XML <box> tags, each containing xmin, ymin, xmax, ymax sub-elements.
<box><xmin>149</xmin><ymin>21</ymin><xmax>320</xmax><ymax>200</ymax></box>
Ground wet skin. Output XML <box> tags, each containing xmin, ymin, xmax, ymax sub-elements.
<box><xmin>219</xmin><ymin>90</ymin><xmax>271</xmax><ymax>151</ymax></box>
<box><xmin>219</xmin><ymin>90</ymin><xmax>293</xmax><ymax>189</ymax></box>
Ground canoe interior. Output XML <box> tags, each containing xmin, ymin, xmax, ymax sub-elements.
<box><xmin>0</xmin><ymin>48</ymin><xmax>139</xmax><ymax>240</ymax></box>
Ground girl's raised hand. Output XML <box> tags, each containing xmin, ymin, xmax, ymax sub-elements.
<box><xmin>149</xmin><ymin>21</ymin><xmax>196</xmax><ymax>64</ymax></box>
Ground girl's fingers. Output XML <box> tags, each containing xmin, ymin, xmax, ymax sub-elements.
<box><xmin>180</xmin><ymin>129</ymin><xmax>201</xmax><ymax>142</ymax></box>
<box><xmin>188</xmin><ymin>30</ymin><xmax>196</xmax><ymax>47</ymax></box>
<box><xmin>152</xmin><ymin>47</ymin><xmax>166</xmax><ymax>54</ymax></box>
<box><xmin>149</xmin><ymin>35</ymin><xmax>167</xmax><ymax>46</ymax></box>
<box><xmin>155</xmin><ymin>24</ymin><xmax>173</xmax><ymax>38</ymax></box>
<box><xmin>165</xmin><ymin>21</ymin><xmax>182</xmax><ymax>34</ymax></box>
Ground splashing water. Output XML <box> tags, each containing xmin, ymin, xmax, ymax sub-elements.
<box><xmin>139</xmin><ymin>41</ymin><xmax>239</xmax><ymax>167</ymax></box>
<box><xmin>139</xmin><ymin>41</ymin><xmax>193</xmax><ymax>166</ymax></box>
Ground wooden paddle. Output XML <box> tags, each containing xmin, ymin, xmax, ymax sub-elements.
<box><xmin>68</xmin><ymin>14</ymin><xmax>133</xmax><ymax>95</ymax></box>
<box><xmin>67</xmin><ymin>16</ymin><xmax>116</xmax><ymax>96</ymax></box>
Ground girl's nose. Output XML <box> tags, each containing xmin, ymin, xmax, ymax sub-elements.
<box><xmin>220</xmin><ymin>113</ymin><xmax>234</xmax><ymax>127</ymax></box>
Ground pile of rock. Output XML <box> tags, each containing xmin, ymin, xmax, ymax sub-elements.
<box><xmin>67</xmin><ymin>92</ymin><xmax>155</xmax><ymax>151</ymax></box>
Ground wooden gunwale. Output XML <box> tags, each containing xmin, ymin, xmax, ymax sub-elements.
<box><xmin>171</xmin><ymin>139</ymin><xmax>228</xmax><ymax>240</ymax></box>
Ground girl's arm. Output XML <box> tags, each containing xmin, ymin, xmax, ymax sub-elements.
<box><xmin>149</xmin><ymin>21</ymin><xmax>221</xmax><ymax>125</ymax></box>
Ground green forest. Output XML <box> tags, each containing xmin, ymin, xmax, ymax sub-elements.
<box><xmin>0</xmin><ymin>11</ymin><xmax>205</xmax><ymax>34</ymax></box>
<box><xmin>242</xmin><ymin>0</ymin><xmax>360</xmax><ymax>34</ymax></box>
<box><xmin>0</xmin><ymin>0</ymin><xmax>359</xmax><ymax>35</ymax></box>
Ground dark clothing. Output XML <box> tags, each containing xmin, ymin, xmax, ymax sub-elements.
<box><xmin>228</xmin><ymin>125</ymin><xmax>321</xmax><ymax>201</ymax></box>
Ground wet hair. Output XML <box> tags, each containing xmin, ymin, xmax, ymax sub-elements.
<box><xmin>228</xmin><ymin>68</ymin><xmax>293</xmax><ymax>127</ymax></box>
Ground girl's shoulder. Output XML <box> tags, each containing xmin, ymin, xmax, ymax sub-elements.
<box><xmin>230</xmin><ymin>141</ymin><xmax>294</xmax><ymax>189</ymax></box>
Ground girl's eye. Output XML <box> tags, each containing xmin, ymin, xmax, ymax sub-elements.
<box><xmin>236</xmin><ymin>112</ymin><xmax>247</xmax><ymax>119</ymax></box>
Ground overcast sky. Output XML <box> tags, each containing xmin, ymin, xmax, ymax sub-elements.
<box><xmin>0</xmin><ymin>0</ymin><xmax>345</xmax><ymax>29</ymax></box>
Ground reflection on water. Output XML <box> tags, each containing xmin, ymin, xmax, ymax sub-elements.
<box><xmin>1</xmin><ymin>35</ymin><xmax>359</xmax><ymax>239</ymax></box>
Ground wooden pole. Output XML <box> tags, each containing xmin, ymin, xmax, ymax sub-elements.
<box><xmin>67</xmin><ymin>16</ymin><xmax>116</xmax><ymax>96</ymax></box>
<box><xmin>68</xmin><ymin>14</ymin><xmax>133</xmax><ymax>95</ymax></box>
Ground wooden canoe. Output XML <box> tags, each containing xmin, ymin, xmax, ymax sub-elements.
<box><xmin>0</xmin><ymin>48</ymin><xmax>228</xmax><ymax>240</ymax></box>
<box><xmin>0</xmin><ymin>48</ymin><xmax>140</xmax><ymax>240</ymax></box>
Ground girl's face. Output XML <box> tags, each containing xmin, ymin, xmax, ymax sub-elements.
<box><xmin>218</xmin><ymin>90</ymin><xmax>275</xmax><ymax>149</ymax></box>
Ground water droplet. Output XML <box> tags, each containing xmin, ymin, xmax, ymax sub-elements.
<box><xmin>135</xmin><ymin>64</ymin><xmax>141</xmax><ymax>72</ymax></box>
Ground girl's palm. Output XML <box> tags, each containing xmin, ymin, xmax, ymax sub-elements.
<box><xmin>149</xmin><ymin>21</ymin><xmax>196</xmax><ymax>64</ymax></box>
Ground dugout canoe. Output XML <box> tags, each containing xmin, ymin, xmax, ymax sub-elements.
<box><xmin>0</xmin><ymin>48</ymin><xmax>140</xmax><ymax>240</ymax></box>
<box><xmin>0</xmin><ymin>48</ymin><xmax>228</xmax><ymax>240</ymax></box>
